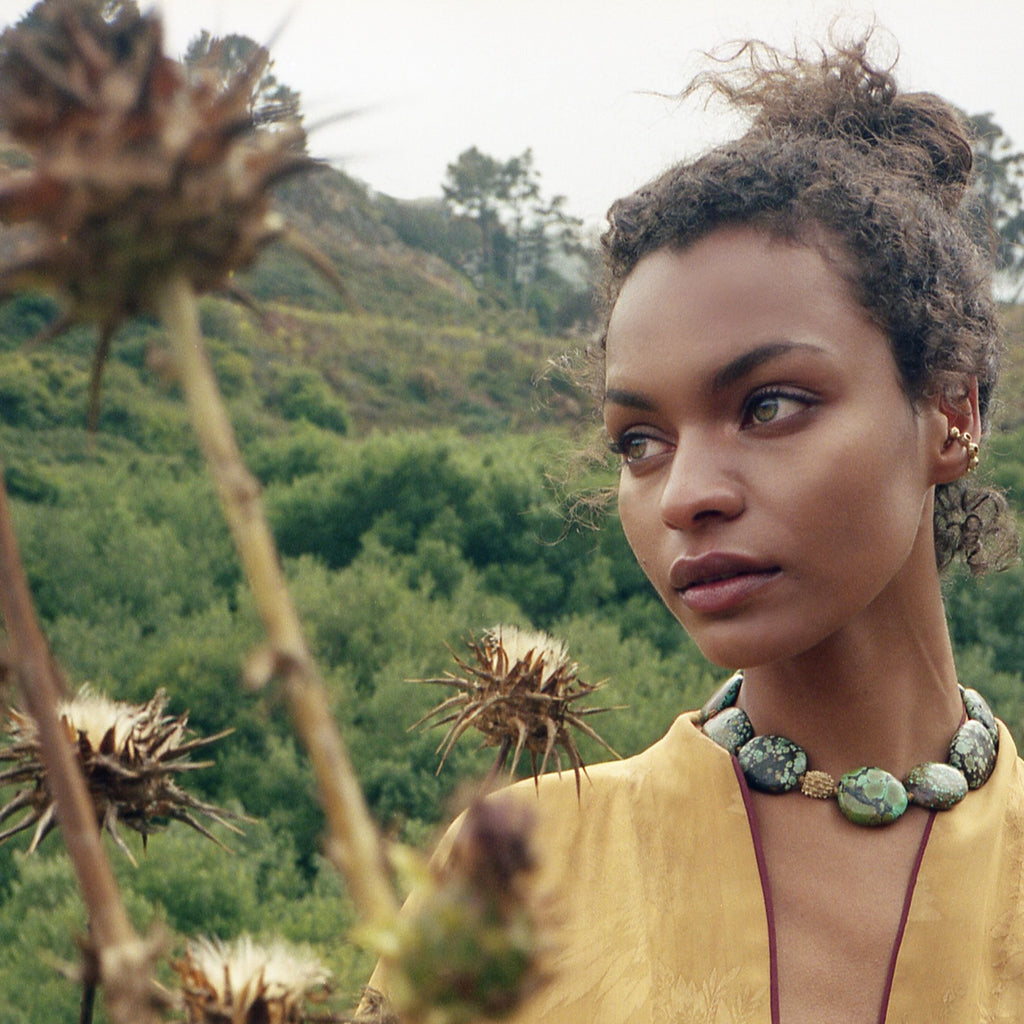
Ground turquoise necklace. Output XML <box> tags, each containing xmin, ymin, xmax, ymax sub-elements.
<box><xmin>699</xmin><ymin>673</ymin><xmax>999</xmax><ymax>827</ymax></box>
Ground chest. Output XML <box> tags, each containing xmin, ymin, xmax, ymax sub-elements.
<box><xmin>749</xmin><ymin>792</ymin><xmax>933</xmax><ymax>1024</ymax></box>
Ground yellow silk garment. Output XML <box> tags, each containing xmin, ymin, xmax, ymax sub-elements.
<box><xmin>387</xmin><ymin>711</ymin><xmax>1024</xmax><ymax>1024</ymax></box>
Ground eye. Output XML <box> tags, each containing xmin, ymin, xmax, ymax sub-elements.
<box><xmin>741</xmin><ymin>388</ymin><xmax>814</xmax><ymax>428</ymax></box>
<box><xmin>608</xmin><ymin>431</ymin><xmax>672</xmax><ymax>467</ymax></box>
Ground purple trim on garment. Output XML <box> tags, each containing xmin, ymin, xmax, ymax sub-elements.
<box><xmin>734</xmin><ymin>758</ymin><xmax>937</xmax><ymax>1024</ymax></box>
<box><xmin>876</xmin><ymin>810</ymin><xmax>936</xmax><ymax>1024</ymax></box>
<box><xmin>733</xmin><ymin>758</ymin><xmax>780</xmax><ymax>1024</ymax></box>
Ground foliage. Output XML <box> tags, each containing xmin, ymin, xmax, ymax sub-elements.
<box><xmin>995</xmin><ymin>305</ymin><xmax>1024</xmax><ymax>429</ymax></box>
<box><xmin>969</xmin><ymin>112</ymin><xmax>1024</xmax><ymax>300</ymax></box>
<box><xmin>0</xmin><ymin>287</ymin><xmax>587</xmax><ymax>441</ymax></box>
<box><xmin>183</xmin><ymin>31</ymin><xmax>304</xmax><ymax>134</ymax></box>
<box><xmin>0</xmin><ymin>70</ymin><xmax>1019</xmax><ymax>1018</ymax></box>
<box><xmin>398</xmin><ymin>145</ymin><xmax>595</xmax><ymax>329</ymax></box>
<box><xmin>378</xmin><ymin>196</ymin><xmax>481</xmax><ymax>269</ymax></box>
<box><xmin>0</xmin><ymin>827</ymin><xmax>373</xmax><ymax>1023</ymax></box>
<box><xmin>0</xmin><ymin>408</ymin><xmax>708</xmax><ymax>1017</ymax></box>
<box><xmin>269</xmin><ymin>364</ymin><xmax>351</xmax><ymax>433</ymax></box>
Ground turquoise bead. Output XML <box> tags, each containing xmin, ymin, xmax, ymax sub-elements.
<box><xmin>962</xmin><ymin>687</ymin><xmax>999</xmax><ymax>748</ymax></box>
<box><xmin>738</xmin><ymin>735</ymin><xmax>807</xmax><ymax>794</ymax></box>
<box><xmin>904</xmin><ymin>761</ymin><xmax>968</xmax><ymax>810</ymax></box>
<box><xmin>837</xmin><ymin>767</ymin><xmax>908</xmax><ymax>826</ymax></box>
<box><xmin>702</xmin><ymin>706</ymin><xmax>754</xmax><ymax>756</ymax></box>
<box><xmin>699</xmin><ymin>675</ymin><xmax>999</xmax><ymax>826</ymax></box>
<box><xmin>949</xmin><ymin>719</ymin><xmax>997</xmax><ymax>789</ymax></box>
<box><xmin>698</xmin><ymin>673</ymin><xmax>743</xmax><ymax>725</ymax></box>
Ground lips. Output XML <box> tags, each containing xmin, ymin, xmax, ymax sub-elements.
<box><xmin>669</xmin><ymin>553</ymin><xmax>780</xmax><ymax>614</ymax></box>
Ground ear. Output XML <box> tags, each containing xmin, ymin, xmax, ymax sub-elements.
<box><xmin>930</xmin><ymin>378</ymin><xmax>982</xmax><ymax>485</ymax></box>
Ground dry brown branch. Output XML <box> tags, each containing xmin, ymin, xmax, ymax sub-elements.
<box><xmin>0</xmin><ymin>458</ymin><xmax>167</xmax><ymax>1024</ymax></box>
<box><xmin>157</xmin><ymin>272</ymin><xmax>397</xmax><ymax>928</ymax></box>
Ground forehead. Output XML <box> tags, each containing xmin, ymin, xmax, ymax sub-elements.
<box><xmin>604</xmin><ymin>226</ymin><xmax>888</xmax><ymax>387</ymax></box>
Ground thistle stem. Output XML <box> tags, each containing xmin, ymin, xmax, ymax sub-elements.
<box><xmin>79</xmin><ymin>979</ymin><xmax>96</xmax><ymax>1024</ymax></box>
<box><xmin>156</xmin><ymin>273</ymin><xmax>397</xmax><ymax>927</ymax></box>
<box><xmin>0</xmin><ymin>459</ymin><xmax>161</xmax><ymax>1024</ymax></box>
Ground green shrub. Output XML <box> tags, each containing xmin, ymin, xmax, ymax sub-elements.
<box><xmin>270</xmin><ymin>365</ymin><xmax>350</xmax><ymax>433</ymax></box>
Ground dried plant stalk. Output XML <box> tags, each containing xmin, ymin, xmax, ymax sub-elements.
<box><xmin>367</xmin><ymin>797</ymin><xmax>546</xmax><ymax>1024</ymax></box>
<box><xmin>0</xmin><ymin>461</ymin><xmax>165</xmax><ymax>1024</ymax></box>
<box><xmin>0</xmin><ymin>0</ymin><xmax>394</xmax><ymax>1003</ymax></box>
<box><xmin>157</xmin><ymin>273</ymin><xmax>397</xmax><ymax>928</ymax></box>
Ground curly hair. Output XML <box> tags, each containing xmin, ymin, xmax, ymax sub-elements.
<box><xmin>598</xmin><ymin>36</ymin><xmax>1017</xmax><ymax>574</ymax></box>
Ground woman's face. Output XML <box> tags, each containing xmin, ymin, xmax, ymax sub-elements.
<box><xmin>603</xmin><ymin>226</ymin><xmax>950</xmax><ymax>668</ymax></box>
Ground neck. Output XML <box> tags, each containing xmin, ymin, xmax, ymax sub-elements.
<box><xmin>737</xmin><ymin>528</ymin><xmax>963</xmax><ymax>779</ymax></box>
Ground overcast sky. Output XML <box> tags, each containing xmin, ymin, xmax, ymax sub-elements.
<box><xmin>1</xmin><ymin>1</ymin><xmax>1022</xmax><ymax>226</ymax></box>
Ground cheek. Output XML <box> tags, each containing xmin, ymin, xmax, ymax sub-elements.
<box><xmin>616</xmin><ymin>481</ymin><xmax>650</xmax><ymax>557</ymax></box>
<box><xmin>788</xmin><ymin>431</ymin><xmax>929</xmax><ymax>578</ymax></box>
<box><xmin>616</xmin><ymin>481</ymin><xmax>667</xmax><ymax>586</ymax></box>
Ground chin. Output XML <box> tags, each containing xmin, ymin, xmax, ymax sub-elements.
<box><xmin>679</xmin><ymin>616</ymin><xmax>829</xmax><ymax>672</ymax></box>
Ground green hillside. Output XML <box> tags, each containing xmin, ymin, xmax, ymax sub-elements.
<box><xmin>1</xmin><ymin>157</ymin><xmax>1024</xmax><ymax>1020</ymax></box>
<box><xmin>996</xmin><ymin>303</ymin><xmax>1024</xmax><ymax>429</ymax></box>
<box><xmin>0</xmin><ymin>164</ymin><xmax>629</xmax><ymax>1020</ymax></box>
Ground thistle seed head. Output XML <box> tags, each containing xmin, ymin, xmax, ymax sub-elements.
<box><xmin>0</xmin><ymin>685</ymin><xmax>244</xmax><ymax>861</ymax></box>
<box><xmin>479</xmin><ymin>626</ymin><xmax>572</xmax><ymax>687</ymax></box>
<box><xmin>414</xmin><ymin>625</ymin><xmax>620</xmax><ymax>792</ymax></box>
<box><xmin>0</xmin><ymin>0</ymin><xmax>314</xmax><ymax>417</ymax></box>
<box><xmin>175</xmin><ymin>935</ymin><xmax>330</xmax><ymax>1024</ymax></box>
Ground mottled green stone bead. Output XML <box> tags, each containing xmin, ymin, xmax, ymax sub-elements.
<box><xmin>962</xmin><ymin>687</ymin><xmax>999</xmax><ymax>748</ymax></box>
<box><xmin>738</xmin><ymin>735</ymin><xmax>807</xmax><ymax>794</ymax></box>
<box><xmin>949</xmin><ymin>719</ymin><xmax>997</xmax><ymax>789</ymax></box>
<box><xmin>904</xmin><ymin>761</ymin><xmax>969</xmax><ymax>810</ymax></box>
<box><xmin>698</xmin><ymin>673</ymin><xmax>743</xmax><ymax>725</ymax></box>
<box><xmin>836</xmin><ymin>767</ymin><xmax>908</xmax><ymax>826</ymax></box>
<box><xmin>702</xmin><ymin>706</ymin><xmax>754</xmax><ymax>756</ymax></box>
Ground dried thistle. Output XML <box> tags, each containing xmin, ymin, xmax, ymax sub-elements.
<box><xmin>372</xmin><ymin>798</ymin><xmax>545</xmax><ymax>1024</ymax></box>
<box><xmin>0</xmin><ymin>0</ymin><xmax>324</xmax><ymax>423</ymax></box>
<box><xmin>414</xmin><ymin>625</ymin><xmax>620</xmax><ymax>792</ymax></box>
<box><xmin>0</xmin><ymin>0</ymin><xmax>396</xmax><ymax>936</ymax></box>
<box><xmin>175</xmin><ymin>935</ymin><xmax>331</xmax><ymax>1024</ymax></box>
<box><xmin>0</xmin><ymin>6</ymin><xmax>390</xmax><ymax>1020</ymax></box>
<box><xmin>0</xmin><ymin>685</ymin><xmax>243</xmax><ymax>861</ymax></box>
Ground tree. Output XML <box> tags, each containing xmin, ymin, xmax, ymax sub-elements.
<box><xmin>441</xmin><ymin>146</ymin><xmax>508</xmax><ymax>280</ymax></box>
<box><xmin>184</xmin><ymin>31</ymin><xmax>304</xmax><ymax>136</ymax></box>
<box><xmin>499</xmin><ymin>148</ymin><xmax>541</xmax><ymax>298</ymax></box>
<box><xmin>441</xmin><ymin>146</ymin><xmax>584</xmax><ymax>306</ymax></box>
<box><xmin>969</xmin><ymin>112</ymin><xmax>1024</xmax><ymax>300</ymax></box>
<box><xmin>520</xmin><ymin>193</ymin><xmax>584</xmax><ymax>284</ymax></box>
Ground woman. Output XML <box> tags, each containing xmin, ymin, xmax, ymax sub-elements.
<box><xmin>377</xmin><ymin>38</ymin><xmax>1024</xmax><ymax>1024</ymax></box>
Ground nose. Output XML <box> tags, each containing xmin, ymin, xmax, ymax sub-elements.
<box><xmin>658</xmin><ymin>439</ymin><xmax>745</xmax><ymax>530</ymax></box>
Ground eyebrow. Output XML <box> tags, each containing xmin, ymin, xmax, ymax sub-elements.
<box><xmin>711</xmin><ymin>341</ymin><xmax>820</xmax><ymax>391</ymax></box>
<box><xmin>604</xmin><ymin>341</ymin><xmax>823</xmax><ymax>410</ymax></box>
<box><xmin>603</xmin><ymin>386</ymin><xmax>654</xmax><ymax>410</ymax></box>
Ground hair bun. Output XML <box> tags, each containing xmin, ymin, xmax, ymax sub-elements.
<box><xmin>696</xmin><ymin>37</ymin><xmax>974</xmax><ymax>210</ymax></box>
<box><xmin>885</xmin><ymin>92</ymin><xmax>974</xmax><ymax>208</ymax></box>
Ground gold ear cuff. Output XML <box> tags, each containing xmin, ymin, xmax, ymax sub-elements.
<box><xmin>948</xmin><ymin>426</ymin><xmax>980</xmax><ymax>473</ymax></box>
